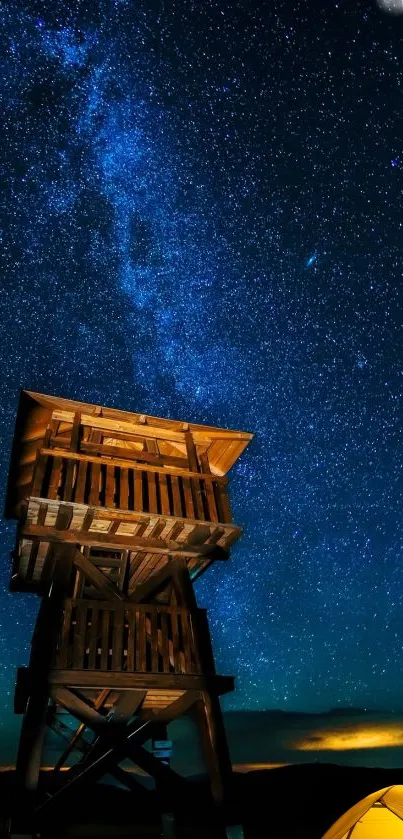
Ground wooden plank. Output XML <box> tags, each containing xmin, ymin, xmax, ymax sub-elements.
<box><xmin>159</xmin><ymin>473</ymin><xmax>170</xmax><ymax>516</ymax></box>
<box><xmin>52</xmin><ymin>410</ymin><xmax>186</xmax><ymax>443</ymax></box>
<box><xmin>74</xmin><ymin>458</ymin><xmax>87</xmax><ymax>504</ymax></box>
<box><xmin>150</xmin><ymin>610</ymin><xmax>159</xmax><ymax>672</ymax></box>
<box><xmin>171</xmin><ymin>558</ymin><xmax>198</xmax><ymax>611</ymax></box>
<box><xmin>63</xmin><ymin>459</ymin><xmax>76</xmax><ymax>503</ymax></box>
<box><xmin>134</xmin><ymin>470</ymin><xmax>143</xmax><ymax>511</ymax></box>
<box><xmin>40</xmin><ymin>400</ymin><xmax>252</xmax><ymax>440</ymax></box>
<box><xmin>182</xmin><ymin>477</ymin><xmax>195</xmax><ymax>519</ymax></box>
<box><xmin>160</xmin><ymin>612</ymin><xmax>170</xmax><ymax>674</ymax></box>
<box><xmin>16</xmin><ymin>545</ymin><xmax>74</xmax><ymax>789</ymax></box>
<box><xmin>180</xmin><ymin>610</ymin><xmax>193</xmax><ymax>674</ymax></box>
<box><xmin>73</xmin><ymin>603</ymin><xmax>87</xmax><ymax>669</ymax></box>
<box><xmin>72</xmin><ymin>565</ymin><xmax>85</xmax><ymax>598</ymax></box>
<box><xmin>100</xmin><ymin>609</ymin><xmax>110</xmax><ymax>670</ymax></box>
<box><xmin>126</xmin><ymin>607</ymin><xmax>135</xmax><ymax>672</ymax></box>
<box><xmin>41</xmin><ymin>543</ymin><xmax>56</xmax><ymax>582</ymax></box>
<box><xmin>206</xmin><ymin>526</ymin><xmax>226</xmax><ymax>545</ymax></box>
<box><xmin>192</xmin><ymin>429</ymin><xmax>253</xmax><ymax>442</ymax></box>
<box><xmin>147</xmin><ymin>472</ymin><xmax>158</xmax><ymax>514</ymax></box>
<box><xmin>48</xmin><ymin>457</ymin><xmax>62</xmax><ymax>500</ymax></box>
<box><xmin>48</xmin><ymin>670</ymin><xmax>235</xmax><ymax>693</ymax></box>
<box><xmin>105</xmin><ymin>465</ymin><xmax>115</xmax><ymax>508</ymax></box>
<box><xmin>171</xmin><ymin>609</ymin><xmax>181</xmax><ymax>673</ymax></box>
<box><xmin>214</xmin><ymin>483</ymin><xmax>232</xmax><ymax>523</ymax></box>
<box><xmin>82</xmin><ymin>508</ymin><xmax>94</xmax><ymax>531</ymax></box>
<box><xmin>137</xmin><ymin>608</ymin><xmax>146</xmax><ymax>672</ymax></box>
<box><xmin>134</xmin><ymin>607</ymin><xmax>140</xmax><ymax>671</ymax></box>
<box><xmin>73</xmin><ymin>550</ymin><xmax>124</xmax><ymax>602</ymax></box>
<box><xmin>110</xmin><ymin>690</ymin><xmax>147</xmax><ymax>721</ymax></box>
<box><xmin>70</xmin><ymin>412</ymin><xmax>81</xmax><ymax>452</ymax></box>
<box><xmin>24</xmin><ymin>523</ymin><xmax>228</xmax><ymax>560</ymax></box>
<box><xmin>128</xmin><ymin>553</ymin><xmax>149</xmax><ymax>590</ymax></box>
<box><xmin>16</xmin><ymin>687</ymin><xmax>48</xmax><ymax>791</ymax></box>
<box><xmin>184</xmin><ymin>433</ymin><xmax>205</xmax><ymax>519</ymax></box>
<box><xmin>190</xmin><ymin>477</ymin><xmax>205</xmax><ymax>521</ymax></box>
<box><xmin>40</xmin><ymin>447</ymin><xmax>227</xmax><ymax>483</ymax></box>
<box><xmin>52</xmin><ymin>687</ymin><xmax>108</xmax><ymax>729</ymax></box>
<box><xmin>196</xmin><ymin>690</ymin><xmax>233</xmax><ymax>804</ymax></box>
<box><xmin>129</xmin><ymin>561</ymin><xmax>174</xmax><ymax>604</ymax></box>
<box><xmin>141</xmin><ymin>690</ymin><xmax>199</xmax><ymax>722</ymax></box>
<box><xmin>28</xmin><ymin>499</ymin><xmax>239</xmax><ymax>538</ymax></box>
<box><xmin>111</xmin><ymin>603</ymin><xmax>124</xmax><ymax>671</ymax></box>
<box><xmin>108</xmin><ymin>519</ymin><xmax>122</xmax><ymax>535</ymax></box>
<box><xmin>89</xmin><ymin>460</ymin><xmax>101</xmax><ymax>506</ymax></box>
<box><xmin>55</xmin><ymin>504</ymin><xmax>74</xmax><ymax>530</ymax></box>
<box><xmin>200</xmin><ymin>453</ymin><xmax>219</xmax><ymax>522</ymax></box>
<box><xmin>120</xmin><ymin>467</ymin><xmax>129</xmax><ymax>510</ymax></box>
<box><xmin>51</xmin><ymin>687</ymin><xmax>110</xmax><ymax>774</ymax></box>
<box><xmin>58</xmin><ymin>600</ymin><xmax>73</xmax><ymax>668</ymax></box>
<box><xmin>166</xmin><ymin>520</ymin><xmax>185</xmax><ymax>542</ymax></box>
<box><xmin>26</xmin><ymin>541</ymin><xmax>39</xmax><ymax>582</ymax></box>
<box><xmin>88</xmin><ymin>604</ymin><xmax>99</xmax><ymax>670</ymax></box>
<box><xmin>31</xmin><ymin>452</ymin><xmax>48</xmax><ymax>497</ymax></box>
<box><xmin>148</xmin><ymin>518</ymin><xmax>166</xmax><ymax>538</ymax></box>
<box><xmin>78</xmin><ymin>440</ymin><xmax>189</xmax><ymax>469</ymax></box>
<box><xmin>131</xmin><ymin>553</ymin><xmax>161</xmax><ymax>590</ymax></box>
<box><xmin>79</xmin><ymin>601</ymin><xmax>175</xmax><ymax>616</ymax></box>
<box><xmin>184</xmin><ymin>431</ymin><xmax>199</xmax><ymax>473</ymax></box>
<box><xmin>90</xmin><ymin>556</ymin><xmax>122</xmax><ymax>569</ymax></box>
<box><xmin>170</xmin><ymin>476</ymin><xmax>182</xmax><ymax>517</ymax></box>
<box><xmin>221</xmin><ymin>527</ymin><xmax>242</xmax><ymax>548</ymax></box>
<box><xmin>118</xmin><ymin>550</ymin><xmax>129</xmax><ymax>594</ymax></box>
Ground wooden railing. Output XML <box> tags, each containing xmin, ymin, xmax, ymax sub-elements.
<box><xmin>54</xmin><ymin>600</ymin><xmax>214</xmax><ymax>675</ymax></box>
<box><xmin>30</xmin><ymin>452</ymin><xmax>232</xmax><ymax>523</ymax></box>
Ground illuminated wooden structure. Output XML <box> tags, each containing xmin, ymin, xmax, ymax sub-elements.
<box><xmin>5</xmin><ymin>391</ymin><xmax>252</xmax><ymax>821</ymax></box>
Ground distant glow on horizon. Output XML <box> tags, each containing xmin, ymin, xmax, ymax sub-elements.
<box><xmin>232</xmin><ymin>763</ymin><xmax>290</xmax><ymax>772</ymax></box>
<box><xmin>296</xmin><ymin>724</ymin><xmax>403</xmax><ymax>751</ymax></box>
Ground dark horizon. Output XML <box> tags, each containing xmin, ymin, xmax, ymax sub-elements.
<box><xmin>3</xmin><ymin>707</ymin><xmax>403</xmax><ymax>773</ymax></box>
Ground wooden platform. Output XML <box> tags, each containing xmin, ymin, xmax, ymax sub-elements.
<box><xmin>11</xmin><ymin>498</ymin><xmax>240</xmax><ymax>592</ymax></box>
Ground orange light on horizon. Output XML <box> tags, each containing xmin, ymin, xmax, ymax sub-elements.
<box><xmin>0</xmin><ymin>762</ymin><xmax>289</xmax><ymax>774</ymax></box>
<box><xmin>232</xmin><ymin>763</ymin><xmax>289</xmax><ymax>772</ymax></box>
<box><xmin>295</xmin><ymin>724</ymin><xmax>403</xmax><ymax>751</ymax></box>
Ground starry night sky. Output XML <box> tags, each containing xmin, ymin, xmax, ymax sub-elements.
<box><xmin>1</xmin><ymin>0</ymin><xmax>402</xmax><ymax>732</ymax></box>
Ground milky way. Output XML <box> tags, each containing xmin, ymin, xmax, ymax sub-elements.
<box><xmin>0</xmin><ymin>0</ymin><xmax>402</xmax><ymax>728</ymax></box>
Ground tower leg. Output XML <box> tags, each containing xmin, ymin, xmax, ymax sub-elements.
<box><xmin>16</xmin><ymin>547</ymin><xmax>74</xmax><ymax>793</ymax></box>
<box><xmin>196</xmin><ymin>690</ymin><xmax>232</xmax><ymax>804</ymax></box>
<box><xmin>152</xmin><ymin>723</ymin><xmax>176</xmax><ymax>839</ymax></box>
<box><xmin>16</xmin><ymin>688</ymin><xmax>48</xmax><ymax>792</ymax></box>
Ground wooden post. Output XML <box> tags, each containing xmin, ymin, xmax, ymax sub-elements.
<box><xmin>16</xmin><ymin>686</ymin><xmax>49</xmax><ymax>792</ymax></box>
<box><xmin>16</xmin><ymin>545</ymin><xmax>75</xmax><ymax>791</ymax></box>
<box><xmin>196</xmin><ymin>690</ymin><xmax>233</xmax><ymax>804</ymax></box>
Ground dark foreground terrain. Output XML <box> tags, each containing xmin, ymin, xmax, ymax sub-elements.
<box><xmin>1</xmin><ymin>763</ymin><xmax>403</xmax><ymax>838</ymax></box>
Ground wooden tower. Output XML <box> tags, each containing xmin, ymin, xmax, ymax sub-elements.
<box><xmin>5</xmin><ymin>391</ymin><xmax>252</xmax><ymax>830</ymax></box>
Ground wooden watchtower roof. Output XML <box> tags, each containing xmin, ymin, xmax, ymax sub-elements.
<box><xmin>6</xmin><ymin>391</ymin><xmax>253</xmax><ymax>595</ymax></box>
<box><xmin>5</xmin><ymin>390</ymin><xmax>253</xmax><ymax>519</ymax></box>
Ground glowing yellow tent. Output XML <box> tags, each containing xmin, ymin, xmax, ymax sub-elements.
<box><xmin>322</xmin><ymin>785</ymin><xmax>403</xmax><ymax>838</ymax></box>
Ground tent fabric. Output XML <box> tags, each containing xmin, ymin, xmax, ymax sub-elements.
<box><xmin>382</xmin><ymin>786</ymin><xmax>403</xmax><ymax>821</ymax></box>
<box><xmin>322</xmin><ymin>785</ymin><xmax>403</xmax><ymax>839</ymax></box>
